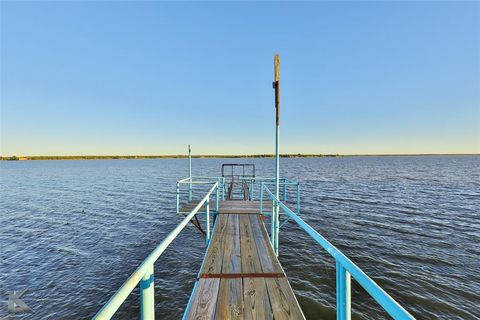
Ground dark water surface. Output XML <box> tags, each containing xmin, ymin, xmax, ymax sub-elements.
<box><xmin>1</xmin><ymin>156</ymin><xmax>479</xmax><ymax>319</ymax></box>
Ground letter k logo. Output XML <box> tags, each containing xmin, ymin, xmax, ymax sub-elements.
<box><xmin>8</xmin><ymin>289</ymin><xmax>32</xmax><ymax>314</ymax></box>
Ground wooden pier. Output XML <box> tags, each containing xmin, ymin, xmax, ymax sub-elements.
<box><xmin>184</xmin><ymin>200</ymin><xmax>305</xmax><ymax>319</ymax></box>
<box><xmin>92</xmin><ymin>54</ymin><xmax>415</xmax><ymax>320</ymax></box>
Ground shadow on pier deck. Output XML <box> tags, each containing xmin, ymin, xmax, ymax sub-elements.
<box><xmin>184</xmin><ymin>200</ymin><xmax>305</xmax><ymax>319</ymax></box>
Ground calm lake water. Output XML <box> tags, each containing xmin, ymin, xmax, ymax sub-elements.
<box><xmin>1</xmin><ymin>156</ymin><xmax>479</xmax><ymax>319</ymax></box>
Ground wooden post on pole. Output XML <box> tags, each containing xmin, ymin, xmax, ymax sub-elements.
<box><xmin>274</xmin><ymin>54</ymin><xmax>280</xmax><ymax>125</ymax></box>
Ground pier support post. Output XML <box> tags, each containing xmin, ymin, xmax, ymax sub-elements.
<box><xmin>215</xmin><ymin>183</ymin><xmax>219</xmax><ymax>213</ymax></box>
<box><xmin>206</xmin><ymin>198</ymin><xmax>211</xmax><ymax>245</ymax></box>
<box><xmin>274</xmin><ymin>201</ymin><xmax>280</xmax><ymax>255</ymax></box>
<box><xmin>251</xmin><ymin>179</ymin><xmax>254</xmax><ymax>200</ymax></box>
<box><xmin>271</xmin><ymin>200</ymin><xmax>276</xmax><ymax>249</ymax></box>
<box><xmin>283</xmin><ymin>178</ymin><xmax>287</xmax><ymax>201</ymax></box>
<box><xmin>188</xmin><ymin>145</ymin><xmax>192</xmax><ymax>202</ymax></box>
<box><xmin>336</xmin><ymin>261</ymin><xmax>351</xmax><ymax>320</ymax></box>
<box><xmin>222</xmin><ymin>178</ymin><xmax>225</xmax><ymax>201</ymax></box>
<box><xmin>140</xmin><ymin>264</ymin><xmax>155</xmax><ymax>320</ymax></box>
<box><xmin>260</xmin><ymin>183</ymin><xmax>264</xmax><ymax>215</ymax></box>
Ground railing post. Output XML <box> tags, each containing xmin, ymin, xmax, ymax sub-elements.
<box><xmin>140</xmin><ymin>264</ymin><xmax>155</xmax><ymax>320</ymax></box>
<box><xmin>260</xmin><ymin>182</ymin><xmax>264</xmax><ymax>215</ymax></box>
<box><xmin>296</xmin><ymin>183</ymin><xmax>300</xmax><ymax>214</ymax></box>
<box><xmin>336</xmin><ymin>260</ymin><xmax>351</xmax><ymax>320</ymax></box>
<box><xmin>274</xmin><ymin>201</ymin><xmax>279</xmax><ymax>256</ymax></box>
<box><xmin>271</xmin><ymin>200</ymin><xmax>276</xmax><ymax>249</ymax></box>
<box><xmin>283</xmin><ymin>178</ymin><xmax>287</xmax><ymax>201</ymax></box>
<box><xmin>176</xmin><ymin>182</ymin><xmax>180</xmax><ymax>214</ymax></box>
<box><xmin>215</xmin><ymin>183</ymin><xmax>219</xmax><ymax>213</ymax></box>
<box><xmin>222</xmin><ymin>178</ymin><xmax>225</xmax><ymax>201</ymax></box>
<box><xmin>251</xmin><ymin>179</ymin><xmax>254</xmax><ymax>200</ymax></box>
<box><xmin>188</xmin><ymin>145</ymin><xmax>192</xmax><ymax>202</ymax></box>
<box><xmin>206</xmin><ymin>198</ymin><xmax>210</xmax><ymax>245</ymax></box>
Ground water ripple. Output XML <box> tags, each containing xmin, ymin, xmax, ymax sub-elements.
<box><xmin>0</xmin><ymin>156</ymin><xmax>479</xmax><ymax>319</ymax></box>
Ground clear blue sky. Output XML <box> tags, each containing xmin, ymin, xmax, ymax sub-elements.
<box><xmin>1</xmin><ymin>1</ymin><xmax>479</xmax><ymax>156</ymax></box>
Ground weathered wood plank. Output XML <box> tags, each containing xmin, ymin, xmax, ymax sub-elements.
<box><xmin>215</xmin><ymin>278</ymin><xmax>244</xmax><ymax>320</ymax></box>
<box><xmin>239</xmin><ymin>215</ymin><xmax>262</xmax><ymax>274</ymax></box>
<box><xmin>219</xmin><ymin>200</ymin><xmax>294</xmax><ymax>212</ymax></box>
<box><xmin>187</xmin><ymin>202</ymin><xmax>304</xmax><ymax>320</ymax></box>
<box><xmin>248</xmin><ymin>215</ymin><xmax>283</xmax><ymax>273</ymax></box>
<box><xmin>219</xmin><ymin>212</ymin><xmax>260</xmax><ymax>215</ymax></box>
<box><xmin>265</xmin><ymin>278</ymin><xmax>305</xmax><ymax>320</ymax></box>
<box><xmin>219</xmin><ymin>201</ymin><xmax>265</xmax><ymax>214</ymax></box>
<box><xmin>222</xmin><ymin>214</ymin><xmax>241</xmax><ymax>273</ymax></box>
<box><xmin>201</xmin><ymin>214</ymin><xmax>228</xmax><ymax>274</ymax></box>
<box><xmin>185</xmin><ymin>279</ymin><xmax>220</xmax><ymax>320</ymax></box>
<box><xmin>243</xmin><ymin>277</ymin><xmax>273</xmax><ymax>320</ymax></box>
<box><xmin>180</xmin><ymin>200</ymin><xmax>217</xmax><ymax>213</ymax></box>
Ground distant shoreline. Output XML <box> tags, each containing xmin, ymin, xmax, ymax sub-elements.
<box><xmin>1</xmin><ymin>154</ymin><xmax>478</xmax><ymax>161</ymax></box>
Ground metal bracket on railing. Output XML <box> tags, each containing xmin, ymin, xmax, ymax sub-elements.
<box><xmin>139</xmin><ymin>273</ymin><xmax>154</xmax><ymax>290</ymax></box>
<box><xmin>140</xmin><ymin>265</ymin><xmax>155</xmax><ymax>319</ymax></box>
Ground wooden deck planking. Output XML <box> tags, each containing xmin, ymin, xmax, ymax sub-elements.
<box><xmin>201</xmin><ymin>214</ymin><xmax>228</xmax><ymax>274</ymax></box>
<box><xmin>181</xmin><ymin>200</ymin><xmax>295</xmax><ymax>214</ymax></box>
<box><xmin>222</xmin><ymin>214</ymin><xmax>241</xmax><ymax>273</ymax></box>
<box><xmin>215</xmin><ymin>278</ymin><xmax>244</xmax><ymax>320</ymax></box>
<box><xmin>219</xmin><ymin>201</ymin><xmax>264</xmax><ymax>214</ymax></box>
<box><xmin>184</xmin><ymin>278</ymin><xmax>220</xmax><ymax>320</ymax></box>
<box><xmin>218</xmin><ymin>200</ymin><xmax>297</xmax><ymax>214</ymax></box>
<box><xmin>265</xmin><ymin>278</ymin><xmax>305</xmax><ymax>320</ymax></box>
<box><xmin>179</xmin><ymin>200</ymin><xmax>213</xmax><ymax>213</ymax></box>
<box><xmin>249</xmin><ymin>214</ymin><xmax>283</xmax><ymax>273</ymax></box>
<box><xmin>243</xmin><ymin>277</ymin><xmax>273</xmax><ymax>320</ymax></box>
<box><xmin>239</xmin><ymin>215</ymin><xmax>263</xmax><ymax>274</ymax></box>
<box><xmin>185</xmin><ymin>200</ymin><xmax>305</xmax><ymax>320</ymax></box>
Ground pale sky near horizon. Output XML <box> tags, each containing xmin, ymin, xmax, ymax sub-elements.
<box><xmin>1</xmin><ymin>1</ymin><xmax>479</xmax><ymax>156</ymax></box>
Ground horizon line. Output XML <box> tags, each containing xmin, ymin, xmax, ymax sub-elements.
<box><xmin>1</xmin><ymin>153</ymin><xmax>479</xmax><ymax>161</ymax></box>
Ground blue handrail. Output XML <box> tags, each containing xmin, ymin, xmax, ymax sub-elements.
<box><xmin>93</xmin><ymin>182</ymin><xmax>218</xmax><ymax>320</ymax></box>
<box><xmin>261</xmin><ymin>184</ymin><xmax>415</xmax><ymax>320</ymax></box>
<box><xmin>176</xmin><ymin>177</ymin><xmax>225</xmax><ymax>213</ymax></box>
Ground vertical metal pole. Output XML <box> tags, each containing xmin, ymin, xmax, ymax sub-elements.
<box><xmin>296</xmin><ymin>183</ymin><xmax>301</xmax><ymax>214</ymax></box>
<box><xmin>176</xmin><ymin>182</ymin><xmax>180</xmax><ymax>214</ymax></box>
<box><xmin>273</xmin><ymin>54</ymin><xmax>280</xmax><ymax>256</ymax></box>
<box><xmin>271</xmin><ymin>200</ymin><xmax>276</xmax><ymax>248</ymax></box>
<box><xmin>222</xmin><ymin>178</ymin><xmax>225</xmax><ymax>201</ymax></box>
<box><xmin>336</xmin><ymin>260</ymin><xmax>352</xmax><ymax>320</ymax></box>
<box><xmin>242</xmin><ymin>178</ymin><xmax>245</xmax><ymax>200</ymax></box>
<box><xmin>188</xmin><ymin>145</ymin><xmax>192</xmax><ymax>202</ymax></box>
<box><xmin>283</xmin><ymin>178</ymin><xmax>287</xmax><ymax>201</ymax></box>
<box><xmin>140</xmin><ymin>264</ymin><xmax>155</xmax><ymax>320</ymax></box>
<box><xmin>216</xmin><ymin>182</ymin><xmax>219</xmax><ymax>213</ymax></box>
<box><xmin>206</xmin><ymin>198</ymin><xmax>210</xmax><ymax>245</ymax></box>
<box><xmin>251</xmin><ymin>179</ymin><xmax>254</xmax><ymax>200</ymax></box>
<box><xmin>260</xmin><ymin>182</ymin><xmax>264</xmax><ymax>215</ymax></box>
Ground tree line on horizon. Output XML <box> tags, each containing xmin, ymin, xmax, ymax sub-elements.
<box><xmin>1</xmin><ymin>154</ymin><xmax>342</xmax><ymax>161</ymax></box>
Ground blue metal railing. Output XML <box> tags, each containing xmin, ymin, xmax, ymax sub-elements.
<box><xmin>176</xmin><ymin>176</ymin><xmax>225</xmax><ymax>214</ymax></box>
<box><xmin>93</xmin><ymin>182</ymin><xmax>218</xmax><ymax>320</ymax></box>
<box><xmin>260</xmin><ymin>184</ymin><xmax>415</xmax><ymax>320</ymax></box>
<box><xmin>239</xmin><ymin>176</ymin><xmax>300</xmax><ymax>214</ymax></box>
